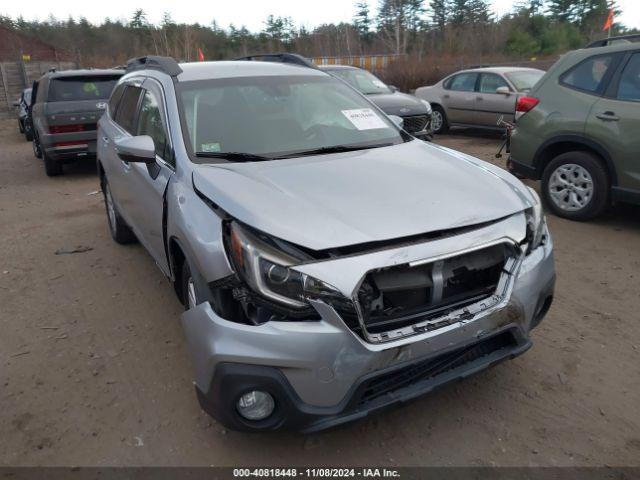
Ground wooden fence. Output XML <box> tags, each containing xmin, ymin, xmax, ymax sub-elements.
<box><xmin>0</xmin><ymin>60</ymin><xmax>77</xmax><ymax>117</ymax></box>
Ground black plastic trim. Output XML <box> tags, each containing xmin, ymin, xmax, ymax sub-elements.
<box><xmin>612</xmin><ymin>186</ymin><xmax>640</xmax><ymax>205</ymax></box>
<box><xmin>532</xmin><ymin>134</ymin><xmax>618</xmax><ymax>185</ymax></box>
<box><xmin>196</xmin><ymin>326</ymin><xmax>531</xmax><ymax>432</ymax></box>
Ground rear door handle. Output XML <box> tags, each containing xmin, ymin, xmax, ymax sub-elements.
<box><xmin>596</xmin><ymin>111</ymin><xmax>619</xmax><ymax>121</ymax></box>
<box><xmin>443</xmin><ymin>94</ymin><xmax>450</xmax><ymax>99</ymax></box>
<box><xmin>476</xmin><ymin>97</ymin><xmax>483</xmax><ymax>101</ymax></box>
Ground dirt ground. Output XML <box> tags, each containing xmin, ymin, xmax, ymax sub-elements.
<box><xmin>1</xmin><ymin>121</ymin><xmax>639</xmax><ymax>467</ymax></box>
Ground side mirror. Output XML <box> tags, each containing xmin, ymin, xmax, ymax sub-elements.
<box><xmin>115</xmin><ymin>135</ymin><xmax>156</xmax><ymax>163</ymax></box>
<box><xmin>388</xmin><ymin>115</ymin><xmax>404</xmax><ymax>129</ymax></box>
<box><xmin>389</xmin><ymin>85</ymin><xmax>399</xmax><ymax>93</ymax></box>
<box><xmin>496</xmin><ymin>86</ymin><xmax>511</xmax><ymax>95</ymax></box>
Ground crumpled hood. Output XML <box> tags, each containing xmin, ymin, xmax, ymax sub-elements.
<box><xmin>366</xmin><ymin>92</ymin><xmax>429</xmax><ymax>116</ymax></box>
<box><xmin>192</xmin><ymin>141</ymin><xmax>534</xmax><ymax>251</ymax></box>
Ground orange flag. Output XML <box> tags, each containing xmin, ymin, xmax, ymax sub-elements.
<box><xmin>603</xmin><ymin>9</ymin><xmax>614</xmax><ymax>31</ymax></box>
<box><xmin>197</xmin><ymin>47</ymin><xmax>205</xmax><ymax>62</ymax></box>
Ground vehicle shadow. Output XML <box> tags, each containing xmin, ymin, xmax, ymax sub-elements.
<box><xmin>59</xmin><ymin>158</ymin><xmax>99</xmax><ymax>178</ymax></box>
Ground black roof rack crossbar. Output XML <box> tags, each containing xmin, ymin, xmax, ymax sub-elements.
<box><xmin>587</xmin><ymin>34</ymin><xmax>640</xmax><ymax>48</ymax></box>
<box><xmin>126</xmin><ymin>56</ymin><xmax>183</xmax><ymax>76</ymax></box>
<box><xmin>234</xmin><ymin>53</ymin><xmax>318</xmax><ymax>69</ymax></box>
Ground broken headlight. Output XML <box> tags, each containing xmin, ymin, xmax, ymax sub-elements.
<box><xmin>524</xmin><ymin>187</ymin><xmax>546</xmax><ymax>254</ymax></box>
<box><xmin>226</xmin><ymin>221</ymin><xmax>343</xmax><ymax>310</ymax></box>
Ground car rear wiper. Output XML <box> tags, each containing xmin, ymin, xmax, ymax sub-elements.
<box><xmin>274</xmin><ymin>143</ymin><xmax>394</xmax><ymax>159</ymax></box>
<box><xmin>195</xmin><ymin>151</ymin><xmax>273</xmax><ymax>162</ymax></box>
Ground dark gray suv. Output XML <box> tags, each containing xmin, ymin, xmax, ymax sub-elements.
<box><xmin>31</xmin><ymin>68</ymin><xmax>123</xmax><ymax>176</ymax></box>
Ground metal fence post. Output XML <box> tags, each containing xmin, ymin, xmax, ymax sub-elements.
<box><xmin>0</xmin><ymin>63</ymin><xmax>12</xmax><ymax>109</ymax></box>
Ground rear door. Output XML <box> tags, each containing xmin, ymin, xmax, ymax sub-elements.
<box><xmin>117</xmin><ymin>78</ymin><xmax>174</xmax><ymax>274</ymax></box>
<box><xmin>442</xmin><ymin>72</ymin><xmax>479</xmax><ymax>124</ymax></box>
<box><xmin>100</xmin><ymin>80</ymin><xmax>144</xmax><ymax>225</ymax></box>
<box><xmin>475</xmin><ymin>73</ymin><xmax>516</xmax><ymax>126</ymax></box>
<box><xmin>586</xmin><ymin>51</ymin><xmax>640</xmax><ymax>193</ymax></box>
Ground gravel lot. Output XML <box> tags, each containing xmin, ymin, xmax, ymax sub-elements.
<box><xmin>1</xmin><ymin>121</ymin><xmax>639</xmax><ymax>466</ymax></box>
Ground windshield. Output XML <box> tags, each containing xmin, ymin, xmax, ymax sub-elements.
<box><xmin>178</xmin><ymin>75</ymin><xmax>406</xmax><ymax>161</ymax></box>
<box><xmin>504</xmin><ymin>70</ymin><xmax>544</xmax><ymax>92</ymax></box>
<box><xmin>326</xmin><ymin>68</ymin><xmax>392</xmax><ymax>95</ymax></box>
<box><xmin>48</xmin><ymin>76</ymin><xmax>121</xmax><ymax>102</ymax></box>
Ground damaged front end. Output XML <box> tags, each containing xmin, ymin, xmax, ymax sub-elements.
<box><xmin>181</xmin><ymin>208</ymin><xmax>555</xmax><ymax>432</ymax></box>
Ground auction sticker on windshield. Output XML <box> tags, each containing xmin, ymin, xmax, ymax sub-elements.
<box><xmin>342</xmin><ymin>108</ymin><xmax>388</xmax><ymax>130</ymax></box>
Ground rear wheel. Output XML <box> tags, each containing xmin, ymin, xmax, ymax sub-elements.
<box><xmin>18</xmin><ymin>119</ymin><xmax>24</xmax><ymax>134</ymax></box>
<box><xmin>103</xmin><ymin>178</ymin><xmax>137</xmax><ymax>244</ymax></box>
<box><xmin>431</xmin><ymin>106</ymin><xmax>449</xmax><ymax>134</ymax></box>
<box><xmin>43</xmin><ymin>152</ymin><xmax>63</xmax><ymax>177</ymax></box>
<box><xmin>541</xmin><ymin>151</ymin><xmax>609</xmax><ymax>221</ymax></box>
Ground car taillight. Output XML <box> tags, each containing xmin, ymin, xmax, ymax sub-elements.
<box><xmin>49</xmin><ymin>124</ymin><xmax>86</xmax><ymax>134</ymax></box>
<box><xmin>516</xmin><ymin>96</ymin><xmax>539</xmax><ymax>117</ymax></box>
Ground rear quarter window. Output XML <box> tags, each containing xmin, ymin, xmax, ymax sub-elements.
<box><xmin>48</xmin><ymin>76</ymin><xmax>121</xmax><ymax>102</ymax></box>
<box><xmin>560</xmin><ymin>54</ymin><xmax>615</xmax><ymax>94</ymax></box>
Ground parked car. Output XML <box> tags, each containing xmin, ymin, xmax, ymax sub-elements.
<box><xmin>508</xmin><ymin>35</ymin><xmax>640</xmax><ymax>220</ymax></box>
<box><xmin>319</xmin><ymin>64</ymin><xmax>433</xmax><ymax>140</ymax></box>
<box><xmin>13</xmin><ymin>88</ymin><xmax>33</xmax><ymax>141</ymax></box>
<box><xmin>98</xmin><ymin>55</ymin><xmax>554</xmax><ymax>432</ymax></box>
<box><xmin>415</xmin><ymin>67</ymin><xmax>545</xmax><ymax>134</ymax></box>
<box><xmin>31</xmin><ymin>68</ymin><xmax>123</xmax><ymax>176</ymax></box>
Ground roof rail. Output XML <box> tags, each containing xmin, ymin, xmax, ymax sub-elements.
<box><xmin>587</xmin><ymin>34</ymin><xmax>640</xmax><ymax>48</ymax></box>
<box><xmin>234</xmin><ymin>53</ymin><xmax>318</xmax><ymax>69</ymax></box>
<box><xmin>126</xmin><ymin>56</ymin><xmax>183</xmax><ymax>76</ymax></box>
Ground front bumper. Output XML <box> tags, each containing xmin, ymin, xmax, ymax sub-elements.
<box><xmin>182</xmin><ymin>221</ymin><xmax>555</xmax><ymax>432</ymax></box>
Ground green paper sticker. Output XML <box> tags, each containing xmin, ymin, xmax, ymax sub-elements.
<box><xmin>201</xmin><ymin>142</ymin><xmax>221</xmax><ymax>152</ymax></box>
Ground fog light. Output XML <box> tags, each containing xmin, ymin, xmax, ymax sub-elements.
<box><xmin>236</xmin><ymin>391</ymin><xmax>275</xmax><ymax>421</ymax></box>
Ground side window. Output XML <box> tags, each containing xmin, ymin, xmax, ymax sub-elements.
<box><xmin>108</xmin><ymin>84</ymin><xmax>126</xmax><ymax>119</ymax></box>
<box><xmin>114</xmin><ymin>85</ymin><xmax>142</xmax><ymax>134</ymax></box>
<box><xmin>136</xmin><ymin>90</ymin><xmax>170</xmax><ymax>162</ymax></box>
<box><xmin>447</xmin><ymin>73</ymin><xmax>478</xmax><ymax>92</ymax></box>
<box><xmin>561</xmin><ymin>54</ymin><xmax>614</xmax><ymax>94</ymax></box>
<box><xmin>617</xmin><ymin>53</ymin><xmax>640</xmax><ymax>102</ymax></box>
<box><xmin>478</xmin><ymin>73</ymin><xmax>510</xmax><ymax>93</ymax></box>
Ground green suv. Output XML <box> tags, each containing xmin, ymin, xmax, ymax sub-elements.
<box><xmin>508</xmin><ymin>35</ymin><xmax>640</xmax><ymax>220</ymax></box>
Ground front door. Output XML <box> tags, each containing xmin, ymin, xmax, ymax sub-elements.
<box><xmin>120</xmin><ymin>79</ymin><xmax>174</xmax><ymax>275</ymax></box>
<box><xmin>475</xmin><ymin>73</ymin><xmax>517</xmax><ymax>127</ymax></box>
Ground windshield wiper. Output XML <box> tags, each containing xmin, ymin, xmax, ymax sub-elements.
<box><xmin>274</xmin><ymin>143</ymin><xmax>393</xmax><ymax>159</ymax></box>
<box><xmin>195</xmin><ymin>151</ymin><xmax>273</xmax><ymax>162</ymax></box>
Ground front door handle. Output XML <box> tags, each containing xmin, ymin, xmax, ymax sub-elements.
<box><xmin>596</xmin><ymin>111</ymin><xmax>620</xmax><ymax>121</ymax></box>
<box><xmin>443</xmin><ymin>94</ymin><xmax>450</xmax><ymax>99</ymax></box>
<box><xmin>102</xmin><ymin>136</ymin><xmax>110</xmax><ymax>144</ymax></box>
<box><xmin>476</xmin><ymin>97</ymin><xmax>483</xmax><ymax>101</ymax></box>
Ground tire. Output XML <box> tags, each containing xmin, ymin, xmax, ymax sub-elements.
<box><xmin>32</xmin><ymin>137</ymin><xmax>42</xmax><ymax>159</ymax></box>
<box><xmin>181</xmin><ymin>261</ymin><xmax>199</xmax><ymax>311</ymax></box>
<box><xmin>43</xmin><ymin>152</ymin><xmax>63</xmax><ymax>177</ymax></box>
<box><xmin>431</xmin><ymin>106</ymin><xmax>449</xmax><ymax>134</ymax></box>
<box><xmin>18</xmin><ymin>119</ymin><xmax>24</xmax><ymax>134</ymax></box>
<box><xmin>541</xmin><ymin>151</ymin><xmax>609</xmax><ymax>221</ymax></box>
<box><xmin>25</xmin><ymin>130</ymin><xmax>33</xmax><ymax>142</ymax></box>
<box><xmin>102</xmin><ymin>178</ymin><xmax>137</xmax><ymax>244</ymax></box>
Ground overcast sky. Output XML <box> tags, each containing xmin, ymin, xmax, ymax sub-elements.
<box><xmin>2</xmin><ymin>0</ymin><xmax>639</xmax><ymax>31</ymax></box>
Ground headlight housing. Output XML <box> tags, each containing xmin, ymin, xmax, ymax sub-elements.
<box><xmin>226</xmin><ymin>221</ymin><xmax>344</xmax><ymax>311</ymax></box>
<box><xmin>524</xmin><ymin>187</ymin><xmax>546</xmax><ymax>254</ymax></box>
<box><xmin>420</xmin><ymin>99</ymin><xmax>432</xmax><ymax>115</ymax></box>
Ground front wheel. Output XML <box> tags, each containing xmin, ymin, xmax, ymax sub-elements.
<box><xmin>431</xmin><ymin>106</ymin><xmax>449</xmax><ymax>134</ymax></box>
<box><xmin>18</xmin><ymin>119</ymin><xmax>25</xmax><ymax>134</ymax></box>
<box><xmin>32</xmin><ymin>137</ymin><xmax>42</xmax><ymax>158</ymax></box>
<box><xmin>541</xmin><ymin>151</ymin><xmax>609</xmax><ymax>221</ymax></box>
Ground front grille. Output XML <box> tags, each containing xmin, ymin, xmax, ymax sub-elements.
<box><xmin>402</xmin><ymin>114</ymin><xmax>429</xmax><ymax>133</ymax></box>
<box><xmin>358</xmin><ymin>330</ymin><xmax>517</xmax><ymax>406</ymax></box>
<box><xmin>343</xmin><ymin>243</ymin><xmax>518</xmax><ymax>343</ymax></box>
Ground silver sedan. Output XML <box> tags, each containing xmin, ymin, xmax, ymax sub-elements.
<box><xmin>415</xmin><ymin>67</ymin><xmax>544</xmax><ymax>134</ymax></box>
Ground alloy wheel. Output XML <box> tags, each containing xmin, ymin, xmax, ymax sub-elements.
<box><xmin>548</xmin><ymin>163</ymin><xmax>594</xmax><ymax>212</ymax></box>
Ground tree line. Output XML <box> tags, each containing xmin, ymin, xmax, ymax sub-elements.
<box><xmin>0</xmin><ymin>0</ymin><xmax>636</xmax><ymax>89</ymax></box>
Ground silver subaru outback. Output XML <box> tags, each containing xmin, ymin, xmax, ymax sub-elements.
<box><xmin>97</xmin><ymin>55</ymin><xmax>555</xmax><ymax>432</ymax></box>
